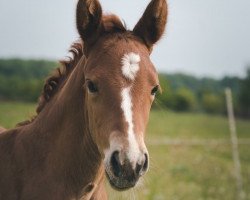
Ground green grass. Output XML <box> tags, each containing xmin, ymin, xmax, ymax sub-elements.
<box><xmin>147</xmin><ymin>110</ymin><xmax>250</xmax><ymax>140</ymax></box>
<box><xmin>0</xmin><ymin>102</ymin><xmax>36</xmax><ymax>128</ymax></box>
<box><xmin>0</xmin><ymin>102</ymin><xmax>250</xmax><ymax>200</ymax></box>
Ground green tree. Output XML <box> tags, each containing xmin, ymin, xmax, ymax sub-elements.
<box><xmin>202</xmin><ymin>93</ymin><xmax>224</xmax><ymax>114</ymax></box>
<box><xmin>172</xmin><ymin>87</ymin><xmax>196</xmax><ymax>112</ymax></box>
<box><xmin>0</xmin><ymin>59</ymin><xmax>56</xmax><ymax>101</ymax></box>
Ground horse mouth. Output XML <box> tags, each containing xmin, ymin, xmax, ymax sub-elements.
<box><xmin>105</xmin><ymin>170</ymin><xmax>136</xmax><ymax>191</ymax></box>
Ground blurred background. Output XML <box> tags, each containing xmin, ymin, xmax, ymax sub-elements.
<box><xmin>0</xmin><ymin>0</ymin><xmax>249</xmax><ymax>199</ymax></box>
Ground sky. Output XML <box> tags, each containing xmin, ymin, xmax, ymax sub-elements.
<box><xmin>0</xmin><ymin>0</ymin><xmax>250</xmax><ymax>78</ymax></box>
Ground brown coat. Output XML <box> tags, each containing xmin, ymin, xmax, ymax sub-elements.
<box><xmin>0</xmin><ymin>0</ymin><xmax>167</xmax><ymax>199</ymax></box>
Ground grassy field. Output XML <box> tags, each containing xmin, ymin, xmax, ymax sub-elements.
<box><xmin>0</xmin><ymin>102</ymin><xmax>250</xmax><ymax>200</ymax></box>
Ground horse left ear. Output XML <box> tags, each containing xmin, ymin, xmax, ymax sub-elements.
<box><xmin>133</xmin><ymin>0</ymin><xmax>168</xmax><ymax>51</ymax></box>
<box><xmin>76</xmin><ymin>0</ymin><xmax>103</xmax><ymax>53</ymax></box>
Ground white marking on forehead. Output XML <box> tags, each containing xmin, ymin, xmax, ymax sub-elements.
<box><xmin>121</xmin><ymin>52</ymin><xmax>141</xmax><ymax>80</ymax></box>
<box><xmin>121</xmin><ymin>87</ymin><xmax>140</xmax><ymax>166</ymax></box>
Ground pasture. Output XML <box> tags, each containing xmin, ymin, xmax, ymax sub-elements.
<box><xmin>0</xmin><ymin>102</ymin><xmax>249</xmax><ymax>200</ymax></box>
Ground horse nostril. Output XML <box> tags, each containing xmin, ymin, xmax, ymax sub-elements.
<box><xmin>142</xmin><ymin>153</ymin><xmax>149</xmax><ymax>172</ymax></box>
<box><xmin>135</xmin><ymin>163</ymin><xmax>143</xmax><ymax>176</ymax></box>
<box><xmin>110</xmin><ymin>151</ymin><xmax>122</xmax><ymax>177</ymax></box>
<box><xmin>136</xmin><ymin>154</ymin><xmax>149</xmax><ymax>176</ymax></box>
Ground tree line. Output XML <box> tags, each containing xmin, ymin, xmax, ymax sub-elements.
<box><xmin>156</xmin><ymin>70</ymin><xmax>250</xmax><ymax>118</ymax></box>
<box><xmin>0</xmin><ymin>59</ymin><xmax>249</xmax><ymax>118</ymax></box>
<box><xmin>0</xmin><ymin>59</ymin><xmax>57</xmax><ymax>101</ymax></box>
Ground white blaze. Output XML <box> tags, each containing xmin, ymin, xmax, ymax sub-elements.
<box><xmin>121</xmin><ymin>52</ymin><xmax>140</xmax><ymax>80</ymax></box>
<box><xmin>120</xmin><ymin>52</ymin><xmax>141</xmax><ymax>166</ymax></box>
<box><xmin>105</xmin><ymin>52</ymin><xmax>141</xmax><ymax>170</ymax></box>
<box><xmin>121</xmin><ymin>87</ymin><xmax>140</xmax><ymax>165</ymax></box>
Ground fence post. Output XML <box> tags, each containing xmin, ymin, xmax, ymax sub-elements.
<box><xmin>225</xmin><ymin>88</ymin><xmax>245</xmax><ymax>200</ymax></box>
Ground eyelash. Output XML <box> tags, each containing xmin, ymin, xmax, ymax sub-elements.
<box><xmin>151</xmin><ymin>85</ymin><xmax>159</xmax><ymax>96</ymax></box>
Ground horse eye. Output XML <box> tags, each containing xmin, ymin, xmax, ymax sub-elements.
<box><xmin>87</xmin><ymin>81</ymin><xmax>98</xmax><ymax>93</ymax></box>
<box><xmin>151</xmin><ymin>85</ymin><xmax>159</xmax><ymax>96</ymax></box>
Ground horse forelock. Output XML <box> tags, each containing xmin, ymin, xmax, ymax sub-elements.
<box><xmin>102</xmin><ymin>14</ymin><xmax>127</xmax><ymax>33</ymax></box>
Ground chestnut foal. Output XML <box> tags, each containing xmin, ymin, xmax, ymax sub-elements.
<box><xmin>0</xmin><ymin>0</ymin><xmax>167</xmax><ymax>199</ymax></box>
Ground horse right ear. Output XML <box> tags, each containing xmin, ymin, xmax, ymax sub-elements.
<box><xmin>76</xmin><ymin>0</ymin><xmax>102</xmax><ymax>52</ymax></box>
<box><xmin>133</xmin><ymin>0</ymin><xmax>168</xmax><ymax>52</ymax></box>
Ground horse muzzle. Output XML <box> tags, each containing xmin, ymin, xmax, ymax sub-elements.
<box><xmin>105</xmin><ymin>150</ymin><xmax>149</xmax><ymax>191</ymax></box>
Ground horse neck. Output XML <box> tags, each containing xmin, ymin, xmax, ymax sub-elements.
<box><xmin>25</xmin><ymin>57</ymin><xmax>104</xmax><ymax>194</ymax></box>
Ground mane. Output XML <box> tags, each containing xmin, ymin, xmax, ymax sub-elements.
<box><xmin>17</xmin><ymin>42</ymin><xmax>84</xmax><ymax>127</ymax></box>
<box><xmin>16</xmin><ymin>14</ymin><xmax>127</xmax><ymax>127</ymax></box>
<box><xmin>37</xmin><ymin>42</ymin><xmax>84</xmax><ymax>113</ymax></box>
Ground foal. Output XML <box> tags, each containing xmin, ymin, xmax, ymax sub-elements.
<box><xmin>0</xmin><ymin>0</ymin><xmax>167</xmax><ymax>199</ymax></box>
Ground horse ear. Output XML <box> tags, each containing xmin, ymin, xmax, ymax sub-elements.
<box><xmin>76</xmin><ymin>0</ymin><xmax>102</xmax><ymax>51</ymax></box>
<box><xmin>133</xmin><ymin>0</ymin><xmax>168</xmax><ymax>51</ymax></box>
